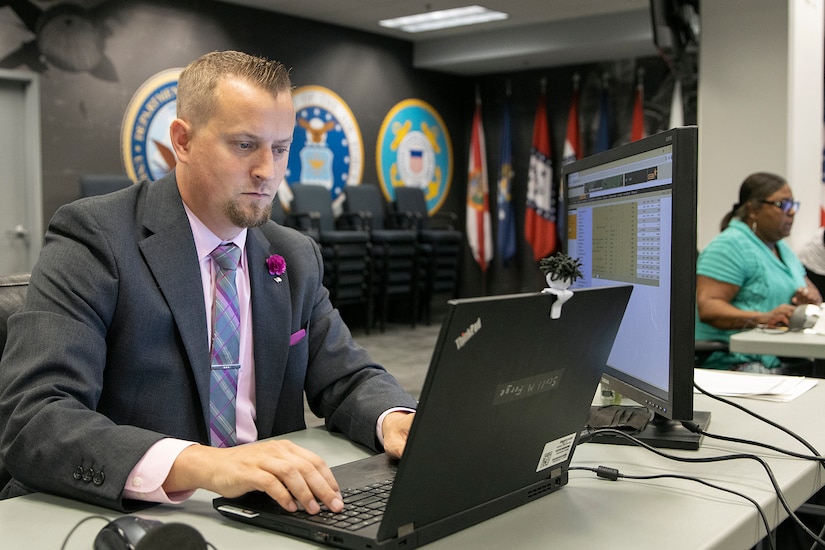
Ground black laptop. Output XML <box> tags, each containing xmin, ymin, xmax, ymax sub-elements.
<box><xmin>214</xmin><ymin>286</ymin><xmax>631</xmax><ymax>549</ymax></box>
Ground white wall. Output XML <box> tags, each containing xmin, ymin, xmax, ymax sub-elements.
<box><xmin>697</xmin><ymin>0</ymin><xmax>823</xmax><ymax>251</ymax></box>
<box><xmin>788</xmin><ymin>0</ymin><xmax>825</xmax><ymax>249</ymax></box>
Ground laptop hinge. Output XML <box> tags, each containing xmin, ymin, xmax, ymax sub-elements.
<box><xmin>398</xmin><ymin>523</ymin><xmax>415</xmax><ymax>538</ymax></box>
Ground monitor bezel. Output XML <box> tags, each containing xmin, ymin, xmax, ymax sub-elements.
<box><xmin>561</xmin><ymin>126</ymin><xmax>698</xmax><ymax>421</ymax></box>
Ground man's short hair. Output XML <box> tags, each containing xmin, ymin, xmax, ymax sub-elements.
<box><xmin>177</xmin><ymin>50</ymin><xmax>292</xmax><ymax>129</ymax></box>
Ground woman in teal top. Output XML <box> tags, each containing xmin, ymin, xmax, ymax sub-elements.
<box><xmin>696</xmin><ymin>172</ymin><xmax>822</xmax><ymax>372</ymax></box>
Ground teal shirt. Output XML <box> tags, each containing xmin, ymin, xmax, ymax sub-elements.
<box><xmin>695</xmin><ymin>219</ymin><xmax>807</xmax><ymax>369</ymax></box>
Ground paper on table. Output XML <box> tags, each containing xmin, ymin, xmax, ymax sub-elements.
<box><xmin>693</xmin><ymin>368</ymin><xmax>817</xmax><ymax>402</ymax></box>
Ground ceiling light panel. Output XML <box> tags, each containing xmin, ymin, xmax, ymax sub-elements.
<box><xmin>379</xmin><ymin>5</ymin><xmax>509</xmax><ymax>33</ymax></box>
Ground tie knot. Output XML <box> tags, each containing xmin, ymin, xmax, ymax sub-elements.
<box><xmin>211</xmin><ymin>243</ymin><xmax>240</xmax><ymax>272</ymax></box>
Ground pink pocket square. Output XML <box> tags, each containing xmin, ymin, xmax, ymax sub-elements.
<box><xmin>289</xmin><ymin>328</ymin><xmax>306</xmax><ymax>346</ymax></box>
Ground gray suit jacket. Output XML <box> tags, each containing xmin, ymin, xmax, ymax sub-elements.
<box><xmin>0</xmin><ymin>172</ymin><xmax>416</xmax><ymax>511</ymax></box>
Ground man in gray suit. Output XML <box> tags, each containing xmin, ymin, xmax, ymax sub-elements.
<box><xmin>0</xmin><ymin>51</ymin><xmax>417</xmax><ymax>513</ymax></box>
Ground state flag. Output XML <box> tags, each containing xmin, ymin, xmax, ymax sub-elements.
<box><xmin>466</xmin><ymin>100</ymin><xmax>493</xmax><ymax>271</ymax></box>
<box><xmin>525</xmin><ymin>91</ymin><xmax>557</xmax><ymax>261</ymax></box>
<box><xmin>497</xmin><ymin>98</ymin><xmax>516</xmax><ymax>266</ymax></box>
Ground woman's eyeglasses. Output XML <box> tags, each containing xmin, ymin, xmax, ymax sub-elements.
<box><xmin>761</xmin><ymin>199</ymin><xmax>800</xmax><ymax>214</ymax></box>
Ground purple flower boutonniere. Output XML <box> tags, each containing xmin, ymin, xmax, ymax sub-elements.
<box><xmin>266</xmin><ymin>254</ymin><xmax>286</xmax><ymax>283</ymax></box>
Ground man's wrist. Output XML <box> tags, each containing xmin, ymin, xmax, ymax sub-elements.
<box><xmin>376</xmin><ymin>407</ymin><xmax>415</xmax><ymax>447</ymax></box>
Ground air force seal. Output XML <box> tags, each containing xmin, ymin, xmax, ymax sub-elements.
<box><xmin>121</xmin><ymin>68</ymin><xmax>181</xmax><ymax>183</ymax></box>
<box><xmin>287</xmin><ymin>85</ymin><xmax>364</xmax><ymax>210</ymax></box>
<box><xmin>377</xmin><ymin>99</ymin><xmax>453</xmax><ymax>214</ymax></box>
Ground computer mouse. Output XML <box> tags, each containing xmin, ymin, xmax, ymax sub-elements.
<box><xmin>93</xmin><ymin>515</ymin><xmax>162</xmax><ymax>550</ymax></box>
<box><xmin>790</xmin><ymin>304</ymin><xmax>820</xmax><ymax>331</ymax></box>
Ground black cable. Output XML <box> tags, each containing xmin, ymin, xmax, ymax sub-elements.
<box><xmin>60</xmin><ymin>515</ymin><xmax>111</xmax><ymax>550</ymax></box>
<box><xmin>814</xmin><ymin>517</ymin><xmax>825</xmax><ymax>550</ymax></box>
<box><xmin>569</xmin><ymin>465</ymin><xmax>775</xmax><ymax>550</ymax></box>
<box><xmin>682</xmin><ymin>423</ymin><xmax>825</xmax><ymax>464</ymax></box>
<box><xmin>584</xmin><ymin>427</ymin><xmax>825</xmax><ymax>547</ymax></box>
<box><xmin>693</xmin><ymin>380</ymin><xmax>822</xmax><ymax>460</ymax></box>
<box><xmin>693</xmin><ymin>379</ymin><xmax>825</xmax><ymax>550</ymax></box>
<box><xmin>685</xmin><ymin>421</ymin><xmax>825</xmax><ymax>550</ymax></box>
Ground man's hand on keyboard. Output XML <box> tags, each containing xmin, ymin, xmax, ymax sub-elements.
<box><xmin>164</xmin><ymin>439</ymin><xmax>344</xmax><ymax>515</ymax></box>
<box><xmin>382</xmin><ymin>411</ymin><xmax>415</xmax><ymax>459</ymax></box>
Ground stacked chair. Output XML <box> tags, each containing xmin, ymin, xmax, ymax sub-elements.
<box><xmin>0</xmin><ymin>273</ymin><xmax>29</xmax><ymax>355</ymax></box>
<box><xmin>393</xmin><ymin>186</ymin><xmax>462</xmax><ymax>325</ymax></box>
<box><xmin>78</xmin><ymin>174</ymin><xmax>133</xmax><ymax>197</ymax></box>
<box><xmin>344</xmin><ymin>185</ymin><xmax>419</xmax><ymax>332</ymax></box>
<box><xmin>269</xmin><ymin>197</ymin><xmax>287</xmax><ymax>225</ymax></box>
<box><xmin>288</xmin><ymin>184</ymin><xmax>373</xmax><ymax>331</ymax></box>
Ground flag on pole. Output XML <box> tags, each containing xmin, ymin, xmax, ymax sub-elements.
<box><xmin>525</xmin><ymin>87</ymin><xmax>557</xmax><ymax>262</ymax></box>
<box><xmin>631</xmin><ymin>80</ymin><xmax>646</xmax><ymax>141</ymax></box>
<box><xmin>821</xmin><ymin>110</ymin><xmax>825</xmax><ymax>226</ymax></box>
<box><xmin>669</xmin><ymin>78</ymin><xmax>684</xmax><ymax>128</ymax></box>
<box><xmin>558</xmin><ymin>75</ymin><xmax>581</xmax><ymax>249</ymax></box>
<box><xmin>497</xmin><ymin>95</ymin><xmax>516</xmax><ymax>266</ymax></box>
<box><xmin>594</xmin><ymin>76</ymin><xmax>611</xmax><ymax>153</ymax></box>
<box><xmin>467</xmin><ymin>97</ymin><xmax>493</xmax><ymax>271</ymax></box>
<box><xmin>562</xmin><ymin>74</ymin><xmax>581</xmax><ymax>166</ymax></box>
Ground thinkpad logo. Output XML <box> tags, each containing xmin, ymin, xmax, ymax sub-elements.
<box><xmin>454</xmin><ymin>317</ymin><xmax>482</xmax><ymax>350</ymax></box>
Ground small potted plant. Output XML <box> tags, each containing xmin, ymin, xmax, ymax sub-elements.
<box><xmin>539</xmin><ymin>252</ymin><xmax>583</xmax><ymax>290</ymax></box>
<box><xmin>539</xmin><ymin>252</ymin><xmax>583</xmax><ymax>319</ymax></box>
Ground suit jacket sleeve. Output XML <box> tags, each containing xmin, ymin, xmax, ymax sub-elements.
<box><xmin>248</xmin><ymin>222</ymin><xmax>419</xmax><ymax>450</ymax></box>
<box><xmin>0</xmin><ymin>183</ymin><xmax>175</xmax><ymax>511</ymax></box>
<box><xmin>0</xmin><ymin>174</ymin><xmax>418</xmax><ymax>511</ymax></box>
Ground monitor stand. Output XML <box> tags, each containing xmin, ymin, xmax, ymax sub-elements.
<box><xmin>586</xmin><ymin>408</ymin><xmax>711</xmax><ymax>451</ymax></box>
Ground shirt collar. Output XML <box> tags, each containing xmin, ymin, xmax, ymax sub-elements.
<box><xmin>183</xmin><ymin>203</ymin><xmax>247</xmax><ymax>266</ymax></box>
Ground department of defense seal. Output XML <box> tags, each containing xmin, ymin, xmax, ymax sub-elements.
<box><xmin>120</xmin><ymin>67</ymin><xmax>181</xmax><ymax>183</ymax></box>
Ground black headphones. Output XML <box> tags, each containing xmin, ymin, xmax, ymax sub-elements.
<box><xmin>93</xmin><ymin>516</ymin><xmax>208</xmax><ymax>550</ymax></box>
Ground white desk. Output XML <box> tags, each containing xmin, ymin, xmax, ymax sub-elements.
<box><xmin>730</xmin><ymin>328</ymin><xmax>825</xmax><ymax>359</ymax></box>
<box><xmin>3</xmin><ymin>382</ymin><xmax>825</xmax><ymax>550</ymax></box>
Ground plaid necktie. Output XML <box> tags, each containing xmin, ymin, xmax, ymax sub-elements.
<box><xmin>209</xmin><ymin>243</ymin><xmax>242</xmax><ymax>447</ymax></box>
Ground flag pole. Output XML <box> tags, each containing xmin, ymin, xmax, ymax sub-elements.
<box><xmin>477</xmin><ymin>83</ymin><xmax>487</xmax><ymax>295</ymax></box>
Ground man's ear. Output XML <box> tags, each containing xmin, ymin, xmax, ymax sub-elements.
<box><xmin>169</xmin><ymin>118</ymin><xmax>191</xmax><ymax>162</ymax></box>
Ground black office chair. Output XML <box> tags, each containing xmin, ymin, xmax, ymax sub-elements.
<box><xmin>344</xmin><ymin>185</ymin><xmax>419</xmax><ymax>331</ymax></box>
<box><xmin>78</xmin><ymin>174</ymin><xmax>133</xmax><ymax>198</ymax></box>
<box><xmin>269</xmin><ymin>197</ymin><xmax>287</xmax><ymax>225</ymax></box>
<box><xmin>0</xmin><ymin>273</ymin><xmax>29</xmax><ymax>358</ymax></box>
<box><xmin>694</xmin><ymin>339</ymin><xmax>729</xmax><ymax>366</ymax></box>
<box><xmin>289</xmin><ymin>184</ymin><xmax>373</xmax><ymax>331</ymax></box>
<box><xmin>393</xmin><ymin>186</ymin><xmax>462</xmax><ymax>325</ymax></box>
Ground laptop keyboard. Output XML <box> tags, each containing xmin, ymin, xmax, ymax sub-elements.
<box><xmin>294</xmin><ymin>479</ymin><xmax>394</xmax><ymax>531</ymax></box>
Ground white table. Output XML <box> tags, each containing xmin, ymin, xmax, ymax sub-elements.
<box><xmin>3</xmin><ymin>381</ymin><xmax>825</xmax><ymax>549</ymax></box>
<box><xmin>730</xmin><ymin>328</ymin><xmax>825</xmax><ymax>358</ymax></box>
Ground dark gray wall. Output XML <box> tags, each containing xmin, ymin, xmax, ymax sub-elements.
<box><xmin>7</xmin><ymin>0</ymin><xmax>680</xmax><ymax>296</ymax></box>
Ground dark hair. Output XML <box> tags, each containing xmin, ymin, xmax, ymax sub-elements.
<box><xmin>720</xmin><ymin>172</ymin><xmax>787</xmax><ymax>231</ymax></box>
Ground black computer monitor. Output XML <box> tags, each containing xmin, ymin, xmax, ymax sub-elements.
<box><xmin>561</xmin><ymin>126</ymin><xmax>709</xmax><ymax>450</ymax></box>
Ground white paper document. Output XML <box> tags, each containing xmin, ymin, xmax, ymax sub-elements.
<box><xmin>693</xmin><ymin>368</ymin><xmax>818</xmax><ymax>402</ymax></box>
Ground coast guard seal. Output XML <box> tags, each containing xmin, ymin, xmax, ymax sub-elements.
<box><xmin>376</xmin><ymin>99</ymin><xmax>453</xmax><ymax>214</ymax></box>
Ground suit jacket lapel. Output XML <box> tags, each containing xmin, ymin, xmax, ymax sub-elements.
<box><xmin>247</xmin><ymin>228</ymin><xmax>292</xmax><ymax>438</ymax></box>
<box><xmin>137</xmin><ymin>173</ymin><xmax>212</xmax><ymax>425</ymax></box>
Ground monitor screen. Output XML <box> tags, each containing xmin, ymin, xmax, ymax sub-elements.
<box><xmin>562</xmin><ymin>126</ymin><xmax>707</xmax><ymax>449</ymax></box>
